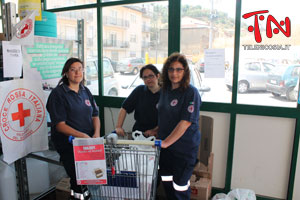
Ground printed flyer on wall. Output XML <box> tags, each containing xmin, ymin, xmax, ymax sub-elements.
<box><xmin>73</xmin><ymin>138</ymin><xmax>107</xmax><ymax>185</ymax></box>
<box><xmin>22</xmin><ymin>36</ymin><xmax>73</xmax><ymax>97</ymax></box>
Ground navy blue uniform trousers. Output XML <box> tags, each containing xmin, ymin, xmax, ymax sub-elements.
<box><xmin>159</xmin><ymin>148</ymin><xmax>198</xmax><ymax>200</ymax></box>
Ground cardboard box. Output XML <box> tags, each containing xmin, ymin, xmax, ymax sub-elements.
<box><xmin>193</xmin><ymin>152</ymin><xmax>214</xmax><ymax>179</ymax></box>
<box><xmin>190</xmin><ymin>175</ymin><xmax>212</xmax><ymax>200</ymax></box>
<box><xmin>0</xmin><ymin>33</ymin><xmax>6</xmax><ymax>41</ymax></box>
<box><xmin>198</xmin><ymin>115</ymin><xmax>214</xmax><ymax>166</ymax></box>
<box><xmin>56</xmin><ymin>178</ymin><xmax>71</xmax><ymax>200</ymax></box>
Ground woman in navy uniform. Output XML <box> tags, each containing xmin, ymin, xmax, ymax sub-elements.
<box><xmin>46</xmin><ymin>58</ymin><xmax>100</xmax><ymax>200</ymax></box>
<box><xmin>158</xmin><ymin>53</ymin><xmax>201</xmax><ymax>199</ymax></box>
<box><xmin>115</xmin><ymin>64</ymin><xmax>161</xmax><ymax>137</ymax></box>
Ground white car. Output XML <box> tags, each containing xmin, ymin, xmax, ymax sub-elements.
<box><xmin>86</xmin><ymin>58</ymin><xmax>119</xmax><ymax>96</ymax></box>
<box><xmin>225</xmin><ymin>61</ymin><xmax>275</xmax><ymax>93</ymax></box>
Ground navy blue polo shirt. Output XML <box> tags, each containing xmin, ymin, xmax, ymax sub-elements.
<box><xmin>122</xmin><ymin>85</ymin><xmax>160</xmax><ymax>132</ymax></box>
<box><xmin>46</xmin><ymin>83</ymin><xmax>99</xmax><ymax>150</ymax></box>
<box><xmin>157</xmin><ymin>85</ymin><xmax>201</xmax><ymax>155</ymax></box>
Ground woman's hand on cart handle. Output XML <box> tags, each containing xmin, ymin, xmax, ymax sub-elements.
<box><xmin>160</xmin><ymin>140</ymin><xmax>168</xmax><ymax>148</ymax></box>
<box><xmin>115</xmin><ymin>127</ymin><xmax>125</xmax><ymax>136</ymax></box>
<box><xmin>144</xmin><ymin>129</ymin><xmax>158</xmax><ymax>137</ymax></box>
<box><xmin>68</xmin><ymin>133</ymin><xmax>91</xmax><ymax>143</ymax></box>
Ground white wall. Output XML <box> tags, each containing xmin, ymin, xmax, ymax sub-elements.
<box><xmin>232</xmin><ymin>115</ymin><xmax>295</xmax><ymax>198</ymax></box>
<box><xmin>293</xmin><ymin>131</ymin><xmax>300</xmax><ymax>199</ymax></box>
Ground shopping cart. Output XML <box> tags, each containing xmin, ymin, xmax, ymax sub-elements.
<box><xmin>84</xmin><ymin>133</ymin><xmax>161</xmax><ymax>200</ymax></box>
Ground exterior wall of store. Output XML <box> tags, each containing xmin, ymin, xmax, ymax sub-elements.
<box><xmin>294</xmin><ymin>146</ymin><xmax>300</xmax><ymax>199</ymax></box>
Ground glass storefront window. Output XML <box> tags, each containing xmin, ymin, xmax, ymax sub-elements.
<box><xmin>46</xmin><ymin>0</ymin><xmax>96</xmax><ymax>9</ymax></box>
<box><xmin>4</xmin><ymin>0</ymin><xmax>18</xmax><ymax>7</ymax></box>
<box><xmin>101</xmin><ymin>0</ymin><xmax>121</xmax><ymax>2</ymax></box>
<box><xmin>102</xmin><ymin>2</ymin><xmax>169</xmax><ymax>97</ymax></box>
<box><xmin>55</xmin><ymin>9</ymin><xmax>98</xmax><ymax>94</ymax></box>
<box><xmin>181</xmin><ymin>0</ymin><xmax>236</xmax><ymax>103</ymax></box>
<box><xmin>238</xmin><ymin>0</ymin><xmax>299</xmax><ymax>107</ymax></box>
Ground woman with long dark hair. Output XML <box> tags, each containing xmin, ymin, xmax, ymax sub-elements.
<box><xmin>158</xmin><ymin>53</ymin><xmax>201</xmax><ymax>199</ymax></box>
<box><xmin>46</xmin><ymin>57</ymin><xmax>100</xmax><ymax>200</ymax></box>
<box><xmin>115</xmin><ymin>64</ymin><xmax>161</xmax><ymax>137</ymax></box>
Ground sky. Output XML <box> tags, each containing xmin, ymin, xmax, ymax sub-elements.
<box><xmin>184</xmin><ymin>0</ymin><xmax>299</xmax><ymax>21</ymax></box>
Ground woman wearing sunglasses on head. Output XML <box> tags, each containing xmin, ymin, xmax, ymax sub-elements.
<box><xmin>46</xmin><ymin>57</ymin><xmax>100</xmax><ymax>200</ymax></box>
<box><xmin>115</xmin><ymin>64</ymin><xmax>161</xmax><ymax>137</ymax></box>
<box><xmin>157</xmin><ymin>52</ymin><xmax>201</xmax><ymax>200</ymax></box>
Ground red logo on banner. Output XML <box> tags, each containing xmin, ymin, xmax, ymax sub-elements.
<box><xmin>11</xmin><ymin>103</ymin><xmax>31</xmax><ymax>127</ymax></box>
<box><xmin>16</xmin><ymin>19</ymin><xmax>33</xmax><ymax>39</ymax></box>
<box><xmin>242</xmin><ymin>10</ymin><xmax>291</xmax><ymax>43</ymax></box>
<box><xmin>0</xmin><ymin>88</ymin><xmax>45</xmax><ymax>141</ymax></box>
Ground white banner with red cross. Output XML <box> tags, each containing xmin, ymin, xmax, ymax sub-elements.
<box><xmin>0</xmin><ymin>79</ymin><xmax>48</xmax><ymax>164</ymax></box>
<box><xmin>10</xmin><ymin>10</ymin><xmax>38</xmax><ymax>46</ymax></box>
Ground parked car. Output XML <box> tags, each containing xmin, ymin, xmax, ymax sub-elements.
<box><xmin>195</xmin><ymin>59</ymin><xmax>205</xmax><ymax>73</ymax></box>
<box><xmin>294</xmin><ymin>78</ymin><xmax>299</xmax><ymax>102</ymax></box>
<box><xmin>225</xmin><ymin>61</ymin><xmax>275</xmax><ymax>93</ymax></box>
<box><xmin>116</xmin><ymin>57</ymin><xmax>145</xmax><ymax>75</ymax></box>
<box><xmin>120</xmin><ymin>64</ymin><xmax>210</xmax><ymax>97</ymax></box>
<box><xmin>104</xmin><ymin>56</ymin><xmax>118</xmax><ymax>72</ymax></box>
<box><xmin>266</xmin><ymin>64</ymin><xmax>300</xmax><ymax>101</ymax></box>
<box><xmin>85</xmin><ymin>57</ymin><xmax>119</xmax><ymax>96</ymax></box>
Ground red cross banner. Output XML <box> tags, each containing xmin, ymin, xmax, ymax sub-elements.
<box><xmin>0</xmin><ymin>79</ymin><xmax>48</xmax><ymax>164</ymax></box>
<box><xmin>10</xmin><ymin>10</ymin><xmax>38</xmax><ymax>46</ymax></box>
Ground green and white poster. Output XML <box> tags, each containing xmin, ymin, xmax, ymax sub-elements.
<box><xmin>22</xmin><ymin>36</ymin><xmax>73</xmax><ymax>94</ymax></box>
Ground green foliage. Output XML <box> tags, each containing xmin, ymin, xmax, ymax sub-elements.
<box><xmin>151</xmin><ymin>4</ymin><xmax>235</xmax><ymax>29</ymax></box>
<box><xmin>153</xmin><ymin>4</ymin><xmax>168</xmax><ymax>24</ymax></box>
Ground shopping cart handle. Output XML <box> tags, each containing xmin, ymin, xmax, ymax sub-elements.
<box><xmin>68</xmin><ymin>135</ymin><xmax>75</xmax><ymax>143</ymax></box>
<box><xmin>155</xmin><ymin>140</ymin><xmax>162</xmax><ymax>148</ymax></box>
<box><xmin>106</xmin><ymin>132</ymin><xmax>118</xmax><ymax>144</ymax></box>
<box><xmin>68</xmin><ymin>134</ymin><xmax>161</xmax><ymax>147</ymax></box>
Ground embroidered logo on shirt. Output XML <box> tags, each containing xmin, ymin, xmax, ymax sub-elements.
<box><xmin>85</xmin><ymin>99</ymin><xmax>91</xmax><ymax>106</ymax></box>
<box><xmin>170</xmin><ymin>99</ymin><xmax>178</xmax><ymax>106</ymax></box>
<box><xmin>187</xmin><ymin>102</ymin><xmax>194</xmax><ymax>113</ymax></box>
<box><xmin>188</xmin><ymin>105</ymin><xmax>194</xmax><ymax>113</ymax></box>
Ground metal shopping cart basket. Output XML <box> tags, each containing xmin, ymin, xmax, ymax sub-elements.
<box><xmin>84</xmin><ymin>133</ymin><xmax>161</xmax><ymax>200</ymax></box>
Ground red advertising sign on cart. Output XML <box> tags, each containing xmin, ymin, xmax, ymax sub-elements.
<box><xmin>73</xmin><ymin>138</ymin><xmax>107</xmax><ymax>185</ymax></box>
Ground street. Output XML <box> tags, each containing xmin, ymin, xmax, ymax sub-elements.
<box><xmin>198</xmin><ymin>76</ymin><xmax>297</xmax><ymax>108</ymax></box>
<box><xmin>115</xmin><ymin>72</ymin><xmax>298</xmax><ymax>108</ymax></box>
